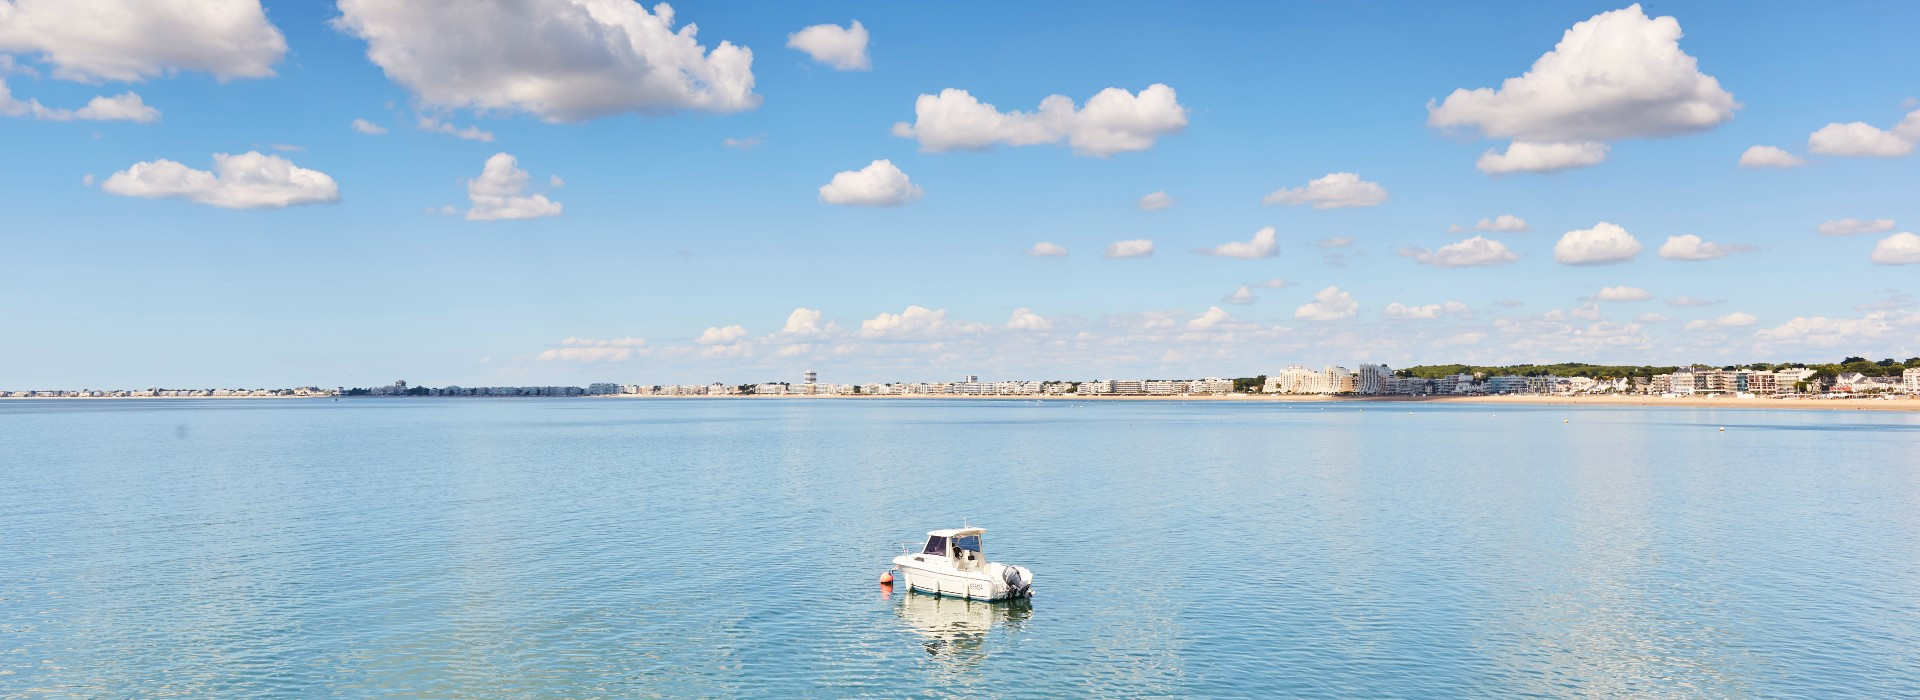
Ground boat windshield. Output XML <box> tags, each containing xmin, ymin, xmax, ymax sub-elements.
<box><xmin>952</xmin><ymin>535</ymin><xmax>981</xmax><ymax>553</ymax></box>
<box><xmin>922</xmin><ymin>536</ymin><xmax>947</xmax><ymax>556</ymax></box>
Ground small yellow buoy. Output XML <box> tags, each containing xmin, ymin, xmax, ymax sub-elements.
<box><xmin>879</xmin><ymin>571</ymin><xmax>894</xmax><ymax>585</ymax></box>
<box><xmin>1563</xmin><ymin>419</ymin><xmax>1569</xmax><ymax>423</ymax></box>
<box><xmin>1719</xmin><ymin>427</ymin><xmax>1725</xmax><ymax>432</ymax></box>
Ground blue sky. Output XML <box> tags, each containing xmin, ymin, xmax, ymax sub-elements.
<box><xmin>1</xmin><ymin>0</ymin><xmax>1916</xmax><ymax>388</ymax></box>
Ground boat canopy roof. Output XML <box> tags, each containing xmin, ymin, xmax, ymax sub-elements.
<box><xmin>927</xmin><ymin>527</ymin><xmax>985</xmax><ymax>538</ymax></box>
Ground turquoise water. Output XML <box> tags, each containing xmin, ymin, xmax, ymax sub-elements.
<box><xmin>3</xmin><ymin>398</ymin><xmax>1918</xmax><ymax>697</ymax></box>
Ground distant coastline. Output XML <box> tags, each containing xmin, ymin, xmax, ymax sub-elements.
<box><xmin>8</xmin><ymin>393</ymin><xmax>1917</xmax><ymax>411</ymax></box>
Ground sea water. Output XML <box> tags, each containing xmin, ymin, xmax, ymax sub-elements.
<box><xmin>2</xmin><ymin>398</ymin><xmax>1917</xmax><ymax>697</ymax></box>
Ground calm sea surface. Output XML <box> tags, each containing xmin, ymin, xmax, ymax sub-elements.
<box><xmin>2</xmin><ymin>398</ymin><xmax>1918</xmax><ymax>697</ymax></box>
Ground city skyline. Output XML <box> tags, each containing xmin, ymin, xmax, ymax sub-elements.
<box><xmin>3</xmin><ymin>1</ymin><xmax>1918</xmax><ymax>388</ymax></box>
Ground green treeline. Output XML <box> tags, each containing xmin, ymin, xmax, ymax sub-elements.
<box><xmin>1397</xmin><ymin>357</ymin><xmax>1920</xmax><ymax>381</ymax></box>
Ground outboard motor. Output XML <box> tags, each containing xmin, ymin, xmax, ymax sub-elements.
<box><xmin>1002</xmin><ymin>565</ymin><xmax>1034</xmax><ymax>599</ymax></box>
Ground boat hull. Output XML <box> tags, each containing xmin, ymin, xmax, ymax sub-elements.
<box><xmin>892</xmin><ymin>557</ymin><xmax>1031</xmax><ymax>601</ymax></box>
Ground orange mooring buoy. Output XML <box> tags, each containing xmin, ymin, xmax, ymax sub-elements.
<box><xmin>879</xmin><ymin>571</ymin><xmax>894</xmax><ymax>585</ymax></box>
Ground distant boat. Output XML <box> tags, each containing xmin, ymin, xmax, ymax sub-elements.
<box><xmin>892</xmin><ymin>527</ymin><xmax>1033</xmax><ymax>601</ymax></box>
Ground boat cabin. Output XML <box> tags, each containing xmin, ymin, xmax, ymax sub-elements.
<box><xmin>920</xmin><ymin>527</ymin><xmax>988</xmax><ymax>572</ymax></box>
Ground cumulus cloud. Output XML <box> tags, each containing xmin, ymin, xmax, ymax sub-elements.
<box><xmin>1196</xmin><ymin>226</ymin><xmax>1279</xmax><ymax>259</ymax></box>
<box><xmin>0</xmin><ymin>0</ymin><xmax>286</xmax><ymax>82</ymax></box>
<box><xmin>1262</xmin><ymin>172</ymin><xmax>1387</xmax><ymax>208</ymax></box>
<box><xmin>101</xmin><ymin>151</ymin><xmax>339</xmax><ymax>209</ymax></box>
<box><xmin>1683</xmin><ymin>311</ymin><xmax>1756</xmax><ymax>331</ymax></box>
<box><xmin>1817</xmin><ymin>218</ymin><xmax>1896</xmax><ymax>236</ymax></box>
<box><xmin>537</xmin><ymin>336</ymin><xmax>649</xmax><ymax>362</ymax></box>
<box><xmin>1476</xmin><ymin>141</ymin><xmax>1610</xmax><ymax>174</ymax></box>
<box><xmin>1006</xmin><ymin>307</ymin><xmax>1050</xmax><ymax>331</ymax></box>
<box><xmin>418</xmin><ymin>116</ymin><xmax>494</xmax><ymax>141</ymax></box>
<box><xmin>1594</xmin><ymin>286</ymin><xmax>1653</xmax><ymax>301</ymax></box>
<box><xmin>1554</xmin><ymin>222</ymin><xmax>1641</xmax><ymax>265</ymax></box>
<box><xmin>890</xmin><ymin>83</ymin><xmax>1187</xmax><ymax>156</ymax></box>
<box><xmin>1383</xmin><ymin>301</ymin><xmax>1469</xmax><ymax>320</ymax></box>
<box><xmin>1314</xmin><ymin>237</ymin><xmax>1354</xmax><ymax>248</ymax></box>
<box><xmin>1754</xmin><ymin>310</ymin><xmax>1918</xmax><ymax>350</ymax></box>
<box><xmin>1473</xmin><ymin>214</ymin><xmax>1530</xmax><ymax>232</ymax></box>
<box><xmin>1137</xmin><ymin>190</ymin><xmax>1174</xmax><ymax>211</ymax></box>
<box><xmin>462</xmin><ymin>153</ymin><xmax>563</xmax><ymax>221</ymax></box>
<box><xmin>1658</xmin><ymin>233</ymin><xmax>1752</xmax><ymax>260</ymax></box>
<box><xmin>1428</xmin><ymin>5</ymin><xmax>1736</xmax><ymax>173</ymax></box>
<box><xmin>332</xmin><ymin>0</ymin><xmax>757</xmax><ymax>122</ymax></box>
<box><xmin>1027</xmin><ymin>241</ymin><xmax>1068</xmax><ymax>257</ymax></box>
<box><xmin>859</xmin><ymin>305</ymin><xmax>980</xmax><ymax>337</ymax></box>
<box><xmin>1106</xmin><ymin>239</ymin><xmax>1154</xmax><ymax>259</ymax></box>
<box><xmin>697</xmin><ymin>325</ymin><xmax>748</xmax><ymax>344</ymax></box>
<box><xmin>786</xmin><ymin>20</ymin><xmax>868</xmax><ymax>71</ymax></box>
<box><xmin>1737</xmin><ymin>145</ymin><xmax>1803</xmax><ymax>168</ymax></box>
<box><xmin>1187</xmin><ymin>306</ymin><xmax>1230</xmax><ymax>330</ymax></box>
<box><xmin>1294</xmin><ymin>286</ymin><xmax>1358</xmax><ymax>321</ymax></box>
<box><xmin>351</xmin><ymin>118</ymin><xmax>387</xmax><ymax>135</ymax></box>
<box><xmin>0</xmin><ymin>81</ymin><xmax>159</xmax><ymax>122</ymax></box>
<box><xmin>1871</xmin><ymin>232</ymin><xmax>1920</xmax><ymax>265</ymax></box>
<box><xmin>1401</xmin><ymin>235</ymin><xmax>1518</xmax><ymax>268</ymax></box>
<box><xmin>721</xmin><ymin>136</ymin><xmax>762</xmax><ymax>150</ymax></box>
<box><xmin>1636</xmin><ymin>312</ymin><xmax>1671</xmax><ymax>323</ymax></box>
<box><xmin>1807</xmin><ymin>109</ymin><xmax>1919</xmax><ymax>157</ymax></box>
<box><xmin>818</xmin><ymin>159</ymin><xmax>923</xmax><ymax>206</ymax></box>
<box><xmin>782</xmin><ymin>308</ymin><xmax>830</xmax><ymax>334</ymax></box>
<box><xmin>1223</xmin><ymin>285</ymin><xmax>1258</xmax><ymax>305</ymax></box>
<box><xmin>1254</xmin><ymin>277</ymin><xmax>1289</xmax><ymax>289</ymax></box>
<box><xmin>1665</xmin><ymin>296</ymin><xmax>1721</xmax><ymax>307</ymax></box>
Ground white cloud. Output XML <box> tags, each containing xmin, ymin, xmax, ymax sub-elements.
<box><xmin>1402</xmin><ymin>235</ymin><xmax>1518</xmax><ymax>268</ymax></box>
<box><xmin>1137</xmin><ymin>190</ymin><xmax>1174</xmax><ymax>211</ymax></box>
<box><xmin>1817</xmin><ymin>218</ymin><xmax>1896</xmax><ymax>236</ymax></box>
<box><xmin>462</xmin><ymin>153</ymin><xmax>563</xmax><ymax>221</ymax></box>
<box><xmin>697</xmin><ymin>325</ymin><xmax>748</xmax><ymax>344</ymax></box>
<box><xmin>0</xmin><ymin>0</ymin><xmax>285</xmax><ymax>82</ymax></box>
<box><xmin>1429</xmin><ymin>5</ymin><xmax>1735</xmax><ymax>173</ymax></box>
<box><xmin>1006</xmin><ymin>307</ymin><xmax>1051</xmax><ymax>331</ymax></box>
<box><xmin>332</xmin><ymin>0</ymin><xmax>757</xmax><ymax>122</ymax></box>
<box><xmin>890</xmin><ymin>83</ymin><xmax>1187</xmax><ymax>157</ymax></box>
<box><xmin>1106</xmin><ymin>239</ymin><xmax>1154</xmax><ymax>259</ymax></box>
<box><xmin>1570</xmin><ymin>303</ymin><xmax>1602</xmax><ymax>319</ymax></box>
<box><xmin>1554</xmin><ymin>222</ymin><xmax>1641</xmax><ymax>265</ymax></box>
<box><xmin>1223</xmin><ymin>285</ymin><xmax>1257</xmax><ymax>305</ymax></box>
<box><xmin>80</xmin><ymin>173</ymin><xmax>94</xmax><ymax>186</ymax></box>
<box><xmin>1807</xmin><ymin>109</ymin><xmax>1919</xmax><ymax>157</ymax></box>
<box><xmin>351</xmin><ymin>118</ymin><xmax>387</xmax><ymax>135</ymax></box>
<box><xmin>0</xmin><ymin>80</ymin><xmax>159</xmax><ymax>122</ymax></box>
<box><xmin>1027</xmin><ymin>241</ymin><xmax>1068</xmax><ymax>257</ymax></box>
<box><xmin>1474</xmin><ymin>214</ymin><xmax>1530</xmax><ymax>232</ymax></box>
<box><xmin>1754</xmin><ymin>310</ymin><xmax>1918</xmax><ymax>350</ymax></box>
<box><xmin>1254</xmin><ymin>277</ymin><xmax>1289</xmax><ymax>289</ymax></box>
<box><xmin>721</xmin><ymin>136</ymin><xmax>762</xmax><ymax>150</ymax></box>
<box><xmin>1636</xmin><ymin>312</ymin><xmax>1670</xmax><ymax>323</ymax></box>
<box><xmin>1665</xmin><ymin>296</ymin><xmax>1721</xmax><ymax>307</ymax></box>
<box><xmin>782</xmin><ymin>308</ymin><xmax>830</xmax><ymax>334</ymax></box>
<box><xmin>1871</xmin><ymin>232</ymin><xmax>1920</xmax><ymax>265</ymax></box>
<box><xmin>1737</xmin><ymin>145</ymin><xmax>1803</xmax><ymax>168</ymax></box>
<box><xmin>418</xmin><ymin>116</ymin><xmax>494</xmax><ymax>142</ymax></box>
<box><xmin>1315</xmin><ymin>237</ymin><xmax>1354</xmax><ymax>248</ymax></box>
<box><xmin>1383</xmin><ymin>301</ymin><xmax>1469</xmax><ymax>320</ymax></box>
<box><xmin>859</xmin><ymin>305</ymin><xmax>971</xmax><ymax>337</ymax></box>
<box><xmin>1294</xmin><ymin>286</ymin><xmax>1358</xmax><ymax>321</ymax></box>
<box><xmin>1475</xmin><ymin>141</ymin><xmax>1610</xmax><ymax>174</ymax></box>
<box><xmin>1434</xmin><ymin>332</ymin><xmax>1487</xmax><ymax>348</ymax></box>
<box><xmin>786</xmin><ymin>20</ymin><xmax>868</xmax><ymax>71</ymax></box>
<box><xmin>537</xmin><ymin>336</ymin><xmax>649</xmax><ymax>362</ymax></box>
<box><xmin>101</xmin><ymin>151</ymin><xmax>339</xmax><ymax>209</ymax></box>
<box><xmin>1684</xmin><ymin>311</ymin><xmax>1756</xmax><ymax>331</ymax></box>
<box><xmin>1262</xmin><ymin>172</ymin><xmax>1387</xmax><ymax>208</ymax></box>
<box><xmin>1187</xmin><ymin>306</ymin><xmax>1230</xmax><ymax>330</ymax></box>
<box><xmin>1197</xmin><ymin>226</ymin><xmax>1279</xmax><ymax>259</ymax></box>
<box><xmin>1594</xmin><ymin>286</ymin><xmax>1653</xmax><ymax>301</ymax></box>
<box><xmin>549</xmin><ymin>175</ymin><xmax>564</xmax><ymax>187</ymax></box>
<box><xmin>1658</xmin><ymin>233</ymin><xmax>1752</xmax><ymax>260</ymax></box>
<box><xmin>818</xmin><ymin>159</ymin><xmax>923</xmax><ymax>206</ymax></box>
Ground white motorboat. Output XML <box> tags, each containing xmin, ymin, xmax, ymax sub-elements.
<box><xmin>891</xmin><ymin>527</ymin><xmax>1033</xmax><ymax>601</ymax></box>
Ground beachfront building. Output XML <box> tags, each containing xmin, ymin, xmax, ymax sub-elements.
<box><xmin>1190</xmin><ymin>377</ymin><xmax>1234</xmax><ymax>395</ymax></box>
<box><xmin>1907</xmin><ymin>368</ymin><xmax>1920</xmax><ymax>393</ymax></box>
<box><xmin>1356</xmin><ymin>364</ymin><xmax>1392</xmax><ymax>395</ymax></box>
<box><xmin>1487</xmin><ymin>375</ymin><xmax>1526</xmax><ymax>394</ymax></box>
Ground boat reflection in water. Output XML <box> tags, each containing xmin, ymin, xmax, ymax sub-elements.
<box><xmin>893</xmin><ymin>588</ymin><xmax>1032</xmax><ymax>664</ymax></box>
